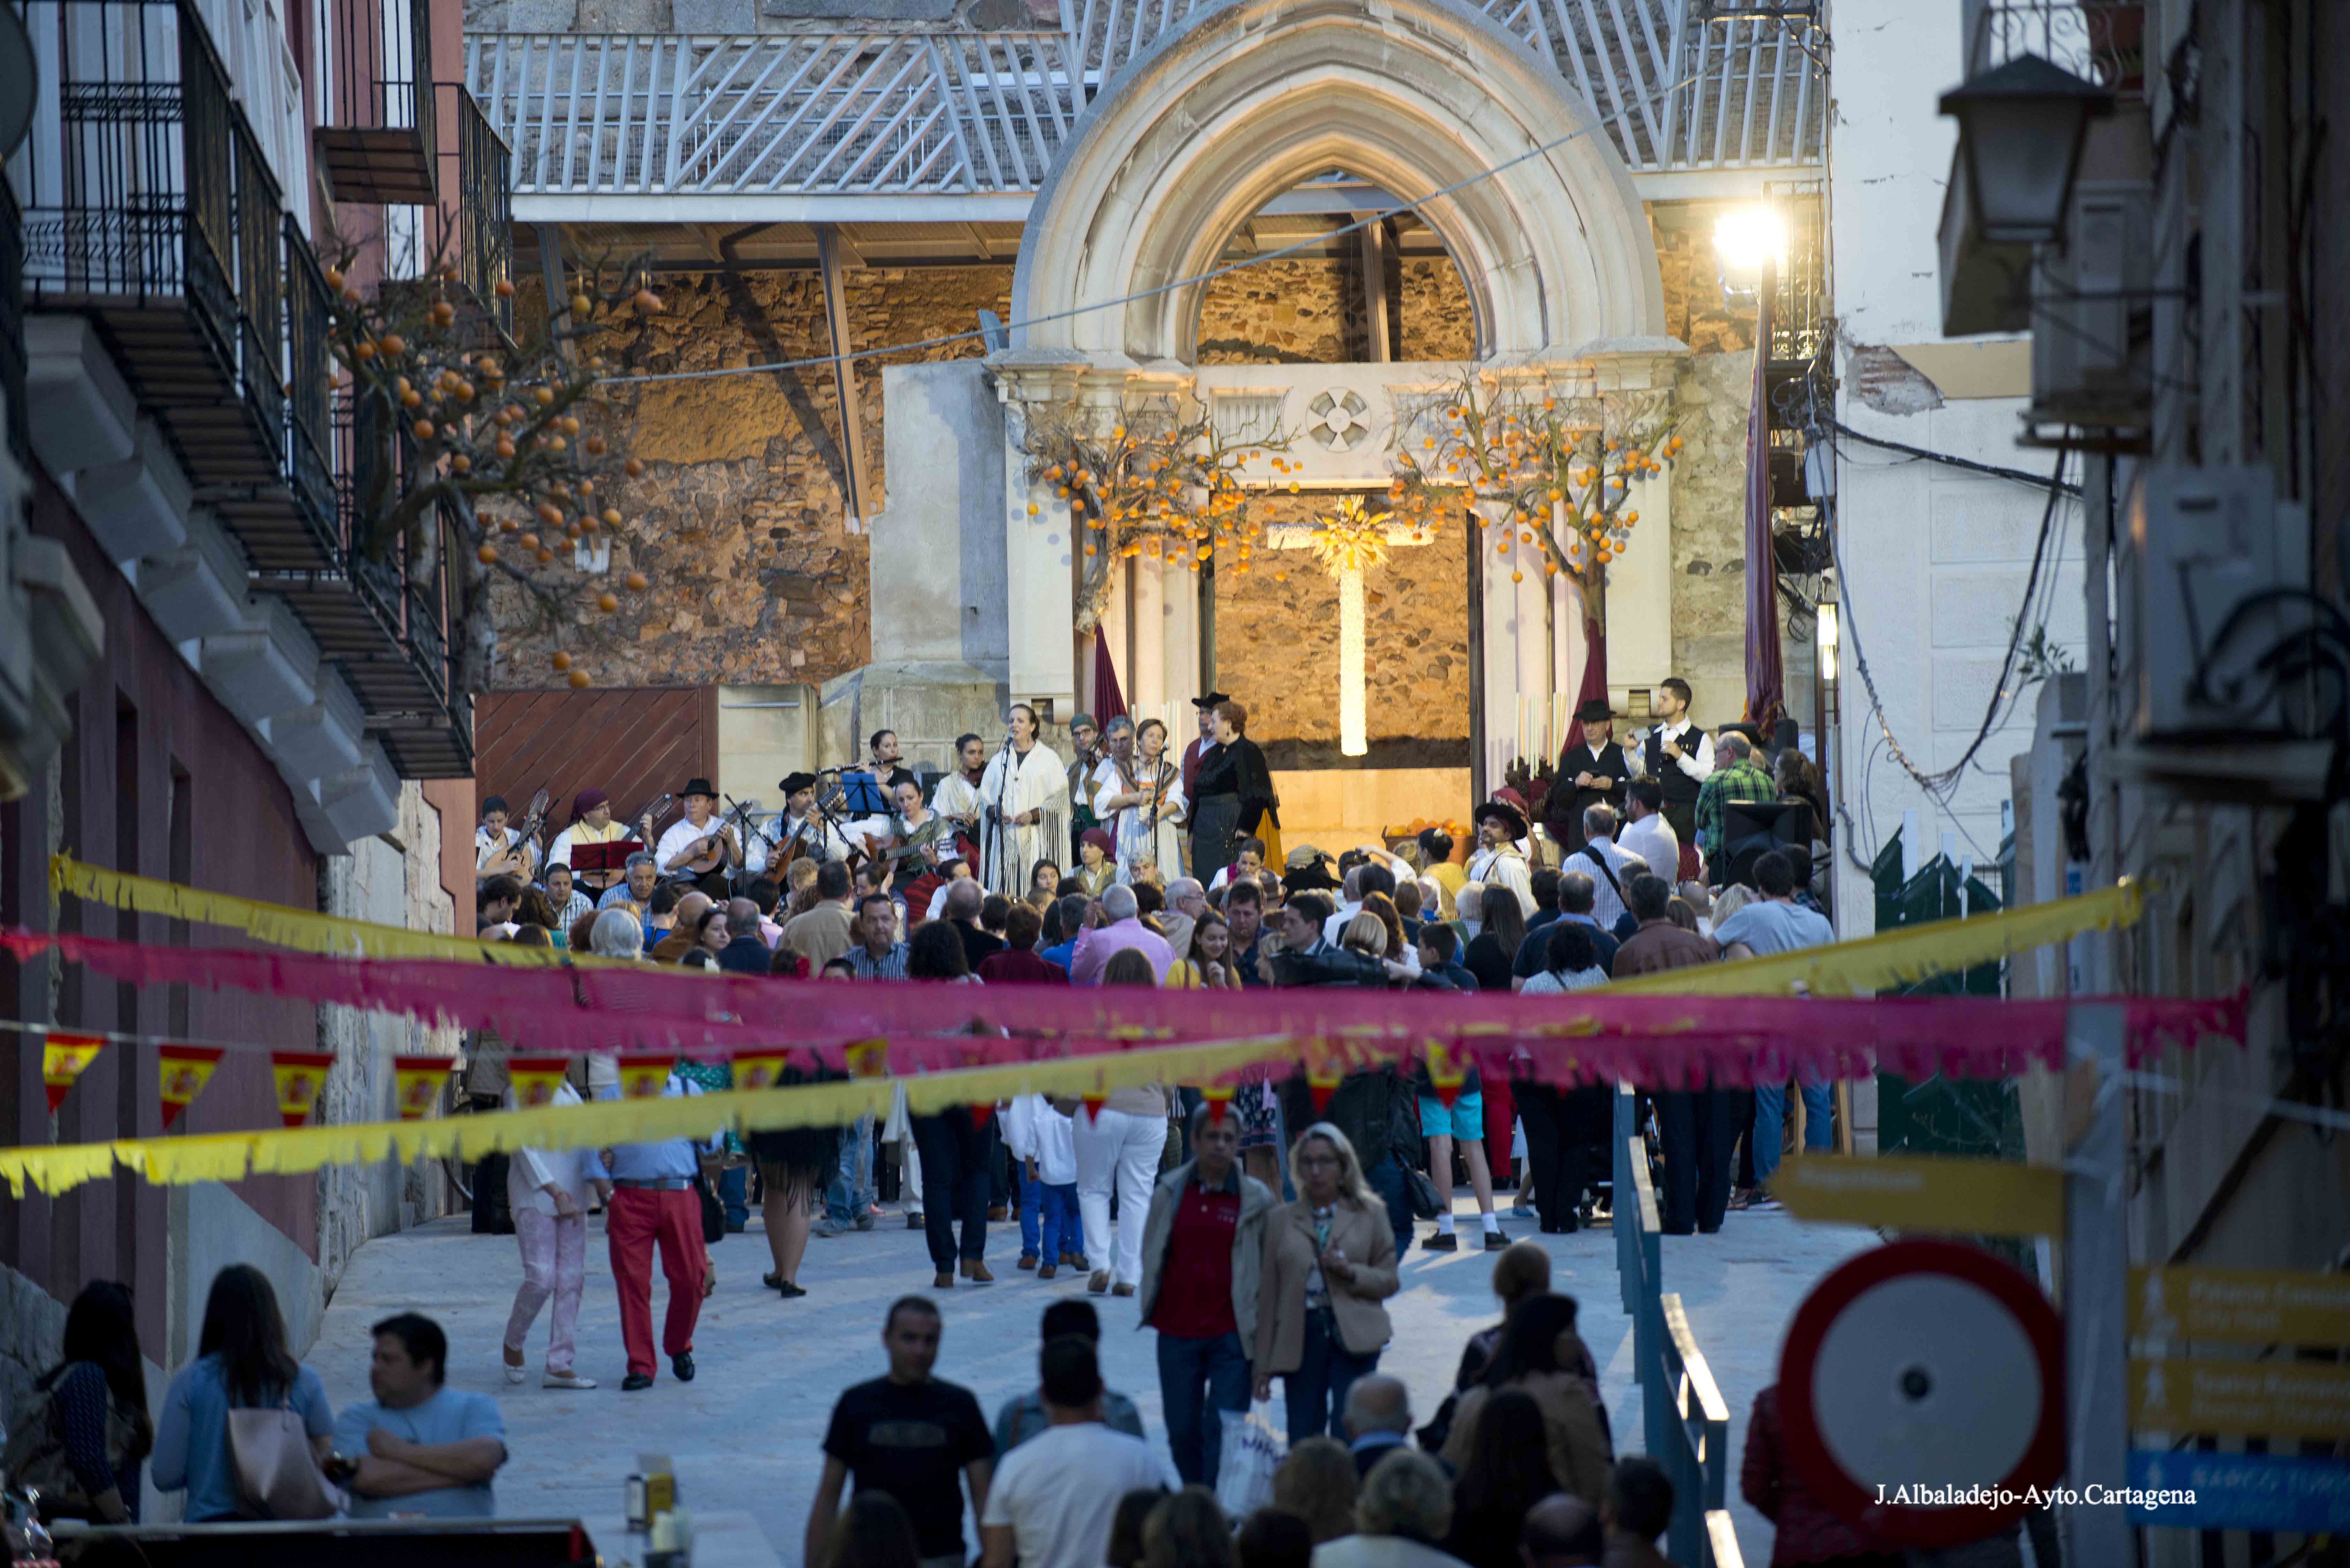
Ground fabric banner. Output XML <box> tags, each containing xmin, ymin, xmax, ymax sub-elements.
<box><xmin>391</xmin><ymin>1056</ymin><xmax>447</xmax><ymax>1121</ymax></box>
<box><xmin>42</xmin><ymin>1033</ymin><xmax>105</xmax><ymax>1114</ymax></box>
<box><xmin>47</xmin><ymin>855</ymin><xmax>622</xmax><ymax>968</ymax></box>
<box><xmin>268</xmin><ymin>1051</ymin><xmax>334</xmax><ymax>1128</ymax></box>
<box><xmin>157</xmin><ymin>1045</ymin><xmax>225</xmax><ymax>1129</ymax></box>
<box><xmin>0</xmin><ymin>879</ymin><xmax>2167</xmax><ymax>1067</ymax></box>
<box><xmin>506</xmin><ymin>1057</ymin><xmax>571</xmax><ymax>1109</ymax></box>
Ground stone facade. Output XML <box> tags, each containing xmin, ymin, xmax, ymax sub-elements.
<box><xmin>465</xmin><ymin>0</ymin><xmax>1057</xmax><ymax>36</ymax></box>
<box><xmin>1211</xmin><ymin>492</ymin><xmax>1472</xmax><ymax>752</ymax></box>
<box><xmin>498</xmin><ymin>233</ymin><xmax>1787</xmax><ymax>730</ymax></box>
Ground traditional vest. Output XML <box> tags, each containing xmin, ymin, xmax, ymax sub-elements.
<box><xmin>1645</xmin><ymin>723</ymin><xmax>1705</xmax><ymax>808</ymax></box>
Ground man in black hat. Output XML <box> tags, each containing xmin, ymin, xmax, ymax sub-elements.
<box><xmin>656</xmin><ymin>778</ymin><xmax>739</xmax><ymax>898</ymax></box>
<box><xmin>764</xmin><ymin>771</ymin><xmax>856</xmax><ymax>869</ymax></box>
<box><xmin>1466</xmin><ymin>797</ymin><xmax>1535</xmax><ymax>917</ymax></box>
<box><xmin>1555</xmin><ymin>701</ymin><xmax>1631</xmax><ymax>853</ymax></box>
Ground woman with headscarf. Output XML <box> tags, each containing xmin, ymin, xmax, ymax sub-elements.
<box><xmin>1190</xmin><ymin>700</ymin><xmax>1279</xmax><ymax>893</ymax></box>
<box><xmin>1439</xmin><ymin>1293</ymin><xmax>1612</xmax><ymax>1505</ymax></box>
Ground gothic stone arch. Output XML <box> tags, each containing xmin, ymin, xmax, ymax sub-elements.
<box><xmin>983</xmin><ymin>0</ymin><xmax>1687</xmax><ymax>794</ymax></box>
<box><xmin>1007</xmin><ymin>0</ymin><xmax>1675</xmax><ymax>363</ymax></box>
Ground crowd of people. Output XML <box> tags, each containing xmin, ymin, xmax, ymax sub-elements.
<box><xmin>0</xmin><ymin>679</ymin><xmax>1857</xmax><ymax>1562</ymax></box>
<box><xmin>456</xmin><ymin>682</ymin><xmax>1841</xmax><ymax>1393</ymax></box>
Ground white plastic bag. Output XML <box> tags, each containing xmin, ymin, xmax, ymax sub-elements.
<box><xmin>1214</xmin><ymin>1401</ymin><xmax>1287</xmax><ymax>1519</ymax></box>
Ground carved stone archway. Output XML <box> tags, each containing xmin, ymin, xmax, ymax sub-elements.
<box><xmin>1007</xmin><ymin>0</ymin><xmax>1676</xmax><ymax>363</ymax></box>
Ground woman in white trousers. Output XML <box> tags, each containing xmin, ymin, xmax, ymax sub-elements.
<box><xmin>1076</xmin><ymin>1084</ymin><xmax>1169</xmax><ymax>1294</ymax></box>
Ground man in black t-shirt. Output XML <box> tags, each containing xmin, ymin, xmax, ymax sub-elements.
<box><xmin>806</xmin><ymin>1296</ymin><xmax>994</xmax><ymax>1568</ymax></box>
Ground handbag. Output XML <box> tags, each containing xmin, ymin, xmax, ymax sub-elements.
<box><xmin>1404</xmin><ymin>1165</ymin><xmax>1443</xmax><ymax>1220</ymax></box>
<box><xmin>227</xmin><ymin>1399</ymin><xmax>344</xmax><ymax>1520</ymax></box>
<box><xmin>694</xmin><ymin>1169</ymin><xmax>725</xmax><ymax>1245</ymax></box>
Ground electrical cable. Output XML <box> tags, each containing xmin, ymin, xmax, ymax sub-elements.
<box><xmin>1826</xmin><ymin>417</ymin><xmax>2081</xmax><ymax>496</ymax></box>
<box><xmin>587</xmin><ymin>62</ymin><xmax>1712</xmax><ymax>388</ymax></box>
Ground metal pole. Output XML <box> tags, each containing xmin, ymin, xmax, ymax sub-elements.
<box><xmin>2061</xmin><ymin>1002</ymin><xmax>2129</xmax><ymax>1565</ymax></box>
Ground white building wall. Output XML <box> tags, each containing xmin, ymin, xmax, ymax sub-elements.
<box><xmin>1826</xmin><ymin>0</ymin><xmax>2085</xmax><ymax>932</ymax></box>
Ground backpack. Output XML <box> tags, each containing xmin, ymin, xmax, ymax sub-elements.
<box><xmin>2</xmin><ymin>1366</ymin><xmax>140</xmax><ymax>1519</ymax></box>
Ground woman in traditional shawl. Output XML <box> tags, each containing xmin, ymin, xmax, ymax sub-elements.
<box><xmin>1189</xmin><ymin>699</ymin><xmax>1278</xmax><ymax>892</ymax></box>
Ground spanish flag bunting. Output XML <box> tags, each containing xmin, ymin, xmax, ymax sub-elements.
<box><xmin>970</xmin><ymin>1102</ymin><xmax>994</xmax><ymax>1130</ymax></box>
<box><xmin>1201</xmin><ymin>1084</ymin><xmax>1236</xmax><ymax>1125</ymax></box>
<box><xmin>269</xmin><ymin>1050</ymin><xmax>335</xmax><ymax>1128</ymax></box>
<box><xmin>1080</xmin><ymin>1067</ymin><xmax>1107</xmax><ymax>1124</ymax></box>
<box><xmin>391</xmin><ymin>1055</ymin><xmax>447</xmax><ymax>1121</ymax></box>
<box><xmin>42</xmin><ymin>1032</ymin><xmax>105</xmax><ymax>1115</ymax></box>
<box><xmin>1425</xmin><ymin>1040</ymin><xmax>1467</xmax><ymax>1110</ymax></box>
<box><xmin>157</xmin><ymin>1044</ymin><xmax>224</xmax><ymax>1129</ymax></box>
<box><xmin>1307</xmin><ymin>1064</ymin><xmax>1344</xmax><ymax>1116</ymax></box>
<box><xmin>616</xmin><ymin>1052</ymin><xmax>675</xmax><ymax>1099</ymax></box>
<box><xmin>506</xmin><ymin>1056</ymin><xmax>571</xmax><ymax>1109</ymax></box>
<box><xmin>733</xmin><ymin>1050</ymin><xmax>792</xmax><ymax>1092</ymax></box>
<box><xmin>844</xmin><ymin>1039</ymin><xmax>889</xmax><ymax>1079</ymax></box>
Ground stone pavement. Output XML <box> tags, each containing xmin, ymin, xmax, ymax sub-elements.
<box><xmin>308</xmin><ymin>1197</ymin><xmax>1874</xmax><ymax>1564</ymax></box>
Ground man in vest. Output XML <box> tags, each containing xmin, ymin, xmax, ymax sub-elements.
<box><xmin>1633</xmin><ymin>676</ymin><xmax>1712</xmax><ymax>846</ymax></box>
<box><xmin>1555</xmin><ymin>700</ymin><xmax>1631</xmax><ymax>853</ymax></box>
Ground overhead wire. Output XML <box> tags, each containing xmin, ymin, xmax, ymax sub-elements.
<box><xmin>587</xmin><ymin>61</ymin><xmax>1716</xmax><ymax>388</ymax></box>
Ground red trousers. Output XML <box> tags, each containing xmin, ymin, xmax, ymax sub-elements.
<box><xmin>606</xmin><ymin>1185</ymin><xmax>705</xmax><ymax>1376</ymax></box>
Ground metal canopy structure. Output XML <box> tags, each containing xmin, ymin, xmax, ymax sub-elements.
<box><xmin>465</xmin><ymin>0</ymin><xmax>1822</xmax><ymax>226</ymax></box>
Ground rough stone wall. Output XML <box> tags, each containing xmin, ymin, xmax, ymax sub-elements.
<box><xmin>493</xmin><ymin>266</ymin><xmax>1010</xmax><ymax>691</ymax></box>
<box><xmin>1195</xmin><ymin>253</ymin><xmax>1475</xmax><ymax>364</ymax></box>
<box><xmin>1</xmin><ymin>1260</ymin><xmax>68</xmax><ymax>1460</ymax></box>
<box><xmin>1212</xmin><ymin>493</ymin><xmax>1470</xmax><ymax>746</ymax></box>
<box><xmin>465</xmin><ymin>0</ymin><xmax>1058</xmax><ymax>37</ymax></box>
<box><xmin>1398</xmin><ymin>259</ymin><xmax>1477</xmax><ymax>361</ymax></box>
<box><xmin>1654</xmin><ymin>222</ymin><xmax>1760</xmax><ymax>355</ymax></box>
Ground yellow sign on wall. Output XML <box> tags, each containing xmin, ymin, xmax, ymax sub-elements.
<box><xmin>2129</xmin><ymin>1267</ymin><xmax>2350</xmax><ymax>1347</ymax></box>
<box><xmin>1771</xmin><ymin>1154</ymin><xmax>2064</xmax><ymax>1236</ymax></box>
<box><xmin>2129</xmin><ymin>1357</ymin><xmax>2350</xmax><ymax>1438</ymax></box>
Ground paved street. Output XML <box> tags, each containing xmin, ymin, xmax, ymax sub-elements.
<box><xmin>311</xmin><ymin>1193</ymin><xmax>1874</xmax><ymax>1563</ymax></box>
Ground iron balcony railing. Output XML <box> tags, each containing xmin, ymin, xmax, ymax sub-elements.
<box><xmin>1</xmin><ymin>176</ymin><xmax>27</xmax><ymax>464</ymax></box>
<box><xmin>1966</xmin><ymin>0</ymin><xmax>2146</xmax><ymax>100</ymax></box>
<box><xmin>461</xmin><ymin>0</ymin><xmax>1824</xmax><ymax>206</ymax></box>
<box><xmin>284</xmin><ymin>216</ymin><xmax>335</xmax><ymax>540</ymax></box>
<box><xmin>444</xmin><ymin>82</ymin><xmax>512</xmax><ymax>344</ymax></box>
<box><xmin>315</xmin><ymin>0</ymin><xmax>437</xmax><ymax>204</ymax></box>
<box><xmin>10</xmin><ymin>0</ymin><xmax>318</xmax><ymax>543</ymax></box>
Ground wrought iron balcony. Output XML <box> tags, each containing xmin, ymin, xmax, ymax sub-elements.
<box><xmin>460</xmin><ymin>0</ymin><xmax>1824</xmax><ymax>215</ymax></box>
<box><xmin>13</xmin><ymin>0</ymin><xmax>330</xmax><ymax>570</ymax></box>
<box><xmin>430</xmin><ymin>82</ymin><xmax>513</xmax><ymax>348</ymax></box>
<box><xmin>1</xmin><ymin>176</ymin><xmax>26</xmax><ymax>465</ymax></box>
<box><xmin>314</xmin><ymin>0</ymin><xmax>438</xmax><ymax>205</ymax></box>
<box><xmin>257</xmin><ymin>390</ymin><xmax>473</xmax><ymax>779</ymax></box>
<box><xmin>1967</xmin><ymin>0</ymin><xmax>2145</xmax><ymax>101</ymax></box>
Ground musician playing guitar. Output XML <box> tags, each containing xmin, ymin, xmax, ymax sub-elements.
<box><xmin>883</xmin><ymin>777</ymin><xmax>966</xmax><ymax>893</ymax></box>
<box><xmin>656</xmin><ymin>776</ymin><xmax>739</xmax><ymax>898</ymax></box>
<box><xmin>475</xmin><ymin>796</ymin><xmax>536</xmax><ymax>884</ymax></box>
<box><xmin>768</xmin><ymin>771</ymin><xmax>858</xmax><ymax>870</ymax></box>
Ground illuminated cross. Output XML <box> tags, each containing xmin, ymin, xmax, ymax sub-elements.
<box><xmin>1264</xmin><ymin>497</ymin><xmax>1438</xmax><ymax>757</ymax></box>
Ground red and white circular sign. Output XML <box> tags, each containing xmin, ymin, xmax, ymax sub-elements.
<box><xmin>1778</xmin><ymin>1238</ymin><xmax>2064</xmax><ymax>1548</ymax></box>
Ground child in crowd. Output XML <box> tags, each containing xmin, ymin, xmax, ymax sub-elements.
<box><xmin>1004</xmin><ymin>1093</ymin><xmax>1088</xmax><ymax>1278</ymax></box>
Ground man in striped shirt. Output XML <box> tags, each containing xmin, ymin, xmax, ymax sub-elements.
<box><xmin>845</xmin><ymin>893</ymin><xmax>910</xmax><ymax>980</ymax></box>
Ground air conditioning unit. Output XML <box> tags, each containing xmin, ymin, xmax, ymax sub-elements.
<box><xmin>2117</xmin><ymin>466</ymin><xmax>2335</xmax><ymax>797</ymax></box>
<box><xmin>2029</xmin><ymin>180</ymin><xmax>2152</xmax><ymax>434</ymax></box>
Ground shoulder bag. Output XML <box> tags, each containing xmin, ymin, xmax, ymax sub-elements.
<box><xmin>227</xmin><ymin>1387</ymin><xmax>344</xmax><ymax>1520</ymax></box>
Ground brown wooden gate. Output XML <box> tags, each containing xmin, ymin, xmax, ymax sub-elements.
<box><xmin>475</xmin><ymin>687</ymin><xmax>719</xmax><ymax>838</ymax></box>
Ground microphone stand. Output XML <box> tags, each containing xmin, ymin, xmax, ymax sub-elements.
<box><xmin>989</xmin><ymin>730</ymin><xmax>1017</xmax><ymax>895</ymax></box>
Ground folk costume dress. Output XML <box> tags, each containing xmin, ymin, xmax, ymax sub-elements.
<box><xmin>979</xmin><ymin>740</ymin><xmax>1069</xmax><ymax>898</ymax></box>
<box><xmin>1094</xmin><ymin>752</ymin><xmax>1187</xmax><ymax>885</ymax></box>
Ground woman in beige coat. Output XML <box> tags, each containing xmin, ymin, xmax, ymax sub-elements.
<box><xmin>1251</xmin><ymin>1121</ymin><xmax>1401</xmax><ymax>1443</ymax></box>
<box><xmin>1439</xmin><ymin>1292</ymin><xmax>1613</xmax><ymax>1505</ymax></box>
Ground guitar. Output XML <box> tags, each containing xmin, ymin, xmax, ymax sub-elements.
<box><xmin>511</xmin><ymin>787</ymin><xmax>553</xmax><ymax>869</ymax></box>
<box><xmin>672</xmin><ymin>814</ymin><xmax>737</xmax><ymax>878</ymax></box>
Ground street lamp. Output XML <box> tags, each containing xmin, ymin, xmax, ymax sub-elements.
<box><xmin>1712</xmin><ymin>207</ymin><xmax>1788</xmax><ymax>279</ymax></box>
<box><xmin>1938</xmin><ymin>54</ymin><xmax>2114</xmax><ymax>246</ymax></box>
<box><xmin>1817</xmin><ymin>599</ymin><xmax>1839</xmax><ymax>682</ymax></box>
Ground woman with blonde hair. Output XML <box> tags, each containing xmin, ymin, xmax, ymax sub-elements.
<box><xmin>1272</xmin><ymin>1435</ymin><xmax>1360</xmax><ymax>1543</ymax></box>
<box><xmin>1339</xmin><ymin>911</ymin><xmax>1388</xmax><ymax>961</ymax></box>
<box><xmin>1253</xmin><ymin>1122</ymin><xmax>1400</xmax><ymax>1442</ymax></box>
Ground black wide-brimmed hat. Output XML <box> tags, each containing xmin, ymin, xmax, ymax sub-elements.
<box><xmin>1192</xmin><ymin>691</ymin><xmax>1232</xmax><ymax>710</ymax></box>
<box><xmin>1473</xmin><ymin>796</ymin><xmax>1529</xmax><ymax>839</ymax></box>
<box><xmin>1575</xmin><ymin>698</ymin><xmax>1617</xmax><ymax>724</ymax></box>
<box><xmin>777</xmin><ymin>771</ymin><xmax>819</xmax><ymax>797</ymax></box>
<box><xmin>681</xmin><ymin>777</ymin><xmax>718</xmax><ymax>799</ymax></box>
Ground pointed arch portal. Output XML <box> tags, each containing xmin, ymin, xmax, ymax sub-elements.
<box><xmin>1008</xmin><ymin>0</ymin><xmax>1674</xmax><ymax>363</ymax></box>
<box><xmin>977</xmin><ymin>0</ymin><xmax>1687</xmax><ymax>811</ymax></box>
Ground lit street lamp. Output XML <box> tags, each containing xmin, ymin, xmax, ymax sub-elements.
<box><xmin>1938</xmin><ymin>54</ymin><xmax>2114</xmax><ymax>246</ymax></box>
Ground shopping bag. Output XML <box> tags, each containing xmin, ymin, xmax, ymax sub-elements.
<box><xmin>1214</xmin><ymin>1401</ymin><xmax>1286</xmax><ymax>1519</ymax></box>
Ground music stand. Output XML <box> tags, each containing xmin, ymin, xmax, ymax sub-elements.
<box><xmin>568</xmin><ymin>839</ymin><xmax>645</xmax><ymax>890</ymax></box>
<box><xmin>832</xmin><ymin>769</ymin><xmax>894</xmax><ymax>818</ymax></box>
